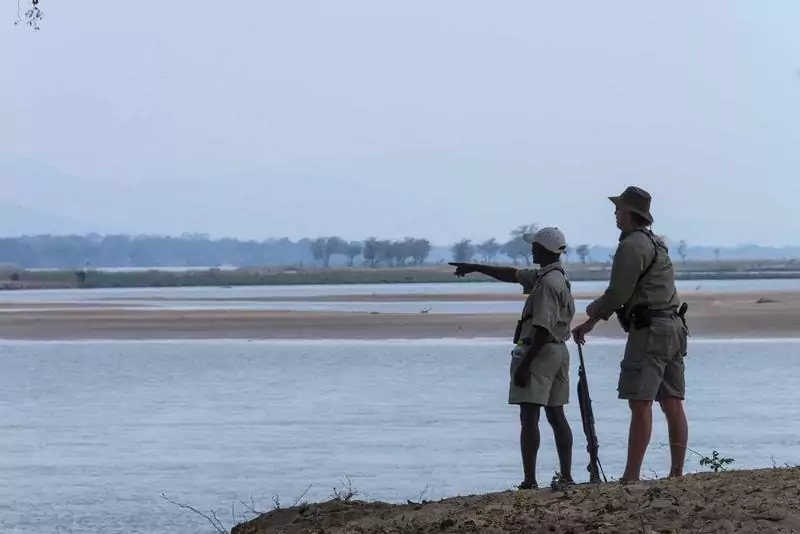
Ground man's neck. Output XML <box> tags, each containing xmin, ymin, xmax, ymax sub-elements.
<box><xmin>537</xmin><ymin>257</ymin><xmax>561</xmax><ymax>268</ymax></box>
<box><xmin>620</xmin><ymin>225</ymin><xmax>649</xmax><ymax>239</ymax></box>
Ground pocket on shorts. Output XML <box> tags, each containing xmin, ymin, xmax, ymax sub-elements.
<box><xmin>642</xmin><ymin>321</ymin><xmax>680</xmax><ymax>365</ymax></box>
<box><xmin>679</xmin><ymin>324</ymin><xmax>688</xmax><ymax>358</ymax></box>
<box><xmin>617</xmin><ymin>358</ymin><xmax>645</xmax><ymax>397</ymax></box>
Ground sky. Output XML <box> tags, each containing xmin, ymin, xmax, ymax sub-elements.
<box><xmin>1</xmin><ymin>1</ymin><xmax>798</xmax><ymax>246</ymax></box>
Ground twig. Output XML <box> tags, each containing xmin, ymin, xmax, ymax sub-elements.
<box><xmin>407</xmin><ymin>484</ymin><xmax>431</xmax><ymax>506</ymax></box>
<box><xmin>330</xmin><ymin>475</ymin><xmax>359</xmax><ymax>502</ymax></box>
<box><xmin>160</xmin><ymin>493</ymin><xmax>227</xmax><ymax>534</ymax></box>
<box><xmin>293</xmin><ymin>485</ymin><xmax>312</xmax><ymax>507</ymax></box>
<box><xmin>238</xmin><ymin>496</ymin><xmax>262</xmax><ymax>519</ymax></box>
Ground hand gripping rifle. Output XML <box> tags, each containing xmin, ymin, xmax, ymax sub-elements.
<box><xmin>577</xmin><ymin>342</ymin><xmax>607</xmax><ymax>484</ymax></box>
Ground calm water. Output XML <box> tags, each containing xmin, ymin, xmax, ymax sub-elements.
<box><xmin>0</xmin><ymin>300</ymin><xmax>591</xmax><ymax>315</ymax></box>
<box><xmin>0</xmin><ymin>278</ymin><xmax>796</xmax><ymax>314</ymax></box>
<box><xmin>1</xmin><ymin>338</ymin><xmax>799</xmax><ymax>534</ymax></box>
<box><xmin>1</xmin><ymin>278</ymin><xmax>799</xmax><ymax>304</ymax></box>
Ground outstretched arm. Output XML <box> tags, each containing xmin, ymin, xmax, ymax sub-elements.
<box><xmin>449</xmin><ymin>262</ymin><xmax>519</xmax><ymax>283</ymax></box>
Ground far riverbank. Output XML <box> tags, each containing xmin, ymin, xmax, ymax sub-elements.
<box><xmin>1</xmin><ymin>290</ymin><xmax>799</xmax><ymax>340</ymax></box>
<box><xmin>3</xmin><ymin>260</ymin><xmax>800</xmax><ymax>290</ymax></box>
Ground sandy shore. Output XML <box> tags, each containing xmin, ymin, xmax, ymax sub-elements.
<box><xmin>86</xmin><ymin>290</ymin><xmax>783</xmax><ymax>302</ymax></box>
<box><xmin>1</xmin><ymin>291</ymin><xmax>799</xmax><ymax>340</ymax></box>
<box><xmin>230</xmin><ymin>467</ymin><xmax>800</xmax><ymax>534</ymax></box>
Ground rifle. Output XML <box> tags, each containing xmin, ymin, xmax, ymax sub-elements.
<box><xmin>576</xmin><ymin>342</ymin><xmax>607</xmax><ymax>484</ymax></box>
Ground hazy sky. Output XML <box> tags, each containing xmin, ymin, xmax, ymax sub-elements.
<box><xmin>2</xmin><ymin>1</ymin><xmax>798</xmax><ymax>246</ymax></box>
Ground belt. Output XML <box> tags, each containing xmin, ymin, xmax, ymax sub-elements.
<box><xmin>643</xmin><ymin>303</ymin><xmax>688</xmax><ymax>319</ymax></box>
<box><xmin>516</xmin><ymin>338</ymin><xmax>565</xmax><ymax>346</ymax></box>
<box><xmin>645</xmin><ymin>309</ymin><xmax>678</xmax><ymax>318</ymax></box>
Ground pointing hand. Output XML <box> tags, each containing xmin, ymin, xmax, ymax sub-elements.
<box><xmin>448</xmin><ymin>262</ymin><xmax>479</xmax><ymax>277</ymax></box>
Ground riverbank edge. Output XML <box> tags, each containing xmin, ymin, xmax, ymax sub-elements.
<box><xmin>5</xmin><ymin>264</ymin><xmax>800</xmax><ymax>290</ymax></box>
<box><xmin>230</xmin><ymin>466</ymin><xmax>800</xmax><ymax>534</ymax></box>
<box><xmin>3</xmin><ymin>290</ymin><xmax>800</xmax><ymax>340</ymax></box>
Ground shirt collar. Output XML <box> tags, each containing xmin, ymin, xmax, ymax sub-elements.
<box><xmin>536</xmin><ymin>261</ymin><xmax>563</xmax><ymax>277</ymax></box>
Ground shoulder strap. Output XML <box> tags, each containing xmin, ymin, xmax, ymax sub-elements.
<box><xmin>633</xmin><ymin>229</ymin><xmax>659</xmax><ymax>285</ymax></box>
<box><xmin>541</xmin><ymin>266</ymin><xmax>569</xmax><ymax>288</ymax></box>
<box><xmin>552</xmin><ymin>265</ymin><xmax>571</xmax><ymax>292</ymax></box>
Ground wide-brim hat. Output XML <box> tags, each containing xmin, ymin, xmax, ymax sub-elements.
<box><xmin>609</xmin><ymin>186</ymin><xmax>654</xmax><ymax>224</ymax></box>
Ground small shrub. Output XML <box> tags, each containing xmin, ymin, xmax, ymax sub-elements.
<box><xmin>330</xmin><ymin>476</ymin><xmax>360</xmax><ymax>502</ymax></box>
<box><xmin>698</xmin><ymin>450</ymin><xmax>735</xmax><ymax>472</ymax></box>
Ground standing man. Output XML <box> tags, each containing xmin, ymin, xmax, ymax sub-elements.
<box><xmin>450</xmin><ymin>227</ymin><xmax>575</xmax><ymax>490</ymax></box>
<box><xmin>571</xmin><ymin>186</ymin><xmax>689</xmax><ymax>483</ymax></box>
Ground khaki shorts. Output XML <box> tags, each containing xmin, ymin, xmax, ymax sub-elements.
<box><xmin>618</xmin><ymin>316</ymin><xmax>688</xmax><ymax>401</ymax></box>
<box><xmin>508</xmin><ymin>342</ymin><xmax>570</xmax><ymax>406</ymax></box>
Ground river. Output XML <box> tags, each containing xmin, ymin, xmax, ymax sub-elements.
<box><xmin>1</xmin><ymin>337</ymin><xmax>798</xmax><ymax>533</ymax></box>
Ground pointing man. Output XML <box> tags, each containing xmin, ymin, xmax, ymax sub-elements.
<box><xmin>450</xmin><ymin>227</ymin><xmax>575</xmax><ymax>489</ymax></box>
<box><xmin>572</xmin><ymin>186</ymin><xmax>689</xmax><ymax>483</ymax></box>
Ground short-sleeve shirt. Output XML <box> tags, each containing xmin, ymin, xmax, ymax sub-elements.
<box><xmin>515</xmin><ymin>262</ymin><xmax>575</xmax><ymax>343</ymax></box>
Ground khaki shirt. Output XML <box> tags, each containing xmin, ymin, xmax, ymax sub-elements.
<box><xmin>589</xmin><ymin>229</ymin><xmax>680</xmax><ymax>321</ymax></box>
<box><xmin>516</xmin><ymin>262</ymin><xmax>575</xmax><ymax>342</ymax></box>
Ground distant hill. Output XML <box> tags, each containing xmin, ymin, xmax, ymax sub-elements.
<box><xmin>0</xmin><ymin>158</ymin><xmax>132</xmax><ymax>236</ymax></box>
<box><xmin>0</xmin><ymin>201</ymin><xmax>101</xmax><ymax>236</ymax></box>
<box><xmin>2</xmin><ymin>157</ymin><xmax>799</xmax><ymax>266</ymax></box>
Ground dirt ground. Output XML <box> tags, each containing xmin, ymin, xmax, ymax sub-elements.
<box><xmin>231</xmin><ymin>467</ymin><xmax>800</xmax><ymax>534</ymax></box>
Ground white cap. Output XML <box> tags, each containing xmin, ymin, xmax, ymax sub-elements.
<box><xmin>522</xmin><ymin>226</ymin><xmax>567</xmax><ymax>254</ymax></box>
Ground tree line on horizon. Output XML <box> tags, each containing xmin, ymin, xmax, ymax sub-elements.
<box><xmin>0</xmin><ymin>230</ymin><xmax>730</xmax><ymax>270</ymax></box>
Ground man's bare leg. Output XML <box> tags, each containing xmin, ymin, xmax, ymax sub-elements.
<box><xmin>622</xmin><ymin>400</ymin><xmax>653</xmax><ymax>482</ymax></box>
<box><xmin>659</xmin><ymin>397</ymin><xmax>688</xmax><ymax>477</ymax></box>
<box><xmin>544</xmin><ymin>406</ymin><xmax>574</xmax><ymax>482</ymax></box>
<box><xmin>519</xmin><ymin>403</ymin><xmax>541</xmax><ymax>488</ymax></box>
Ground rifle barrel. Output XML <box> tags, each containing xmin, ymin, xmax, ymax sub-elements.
<box><xmin>575</xmin><ymin>342</ymin><xmax>607</xmax><ymax>483</ymax></box>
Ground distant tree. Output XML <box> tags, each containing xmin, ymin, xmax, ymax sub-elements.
<box><xmin>503</xmin><ymin>225</ymin><xmax>533</xmax><ymax>266</ymax></box>
<box><xmin>344</xmin><ymin>241</ymin><xmax>363</xmax><ymax>267</ymax></box>
<box><xmin>375</xmin><ymin>240</ymin><xmax>394</xmax><ymax>266</ymax></box>
<box><xmin>576</xmin><ymin>244</ymin><xmax>590</xmax><ymax>264</ymax></box>
<box><xmin>678</xmin><ymin>240</ymin><xmax>688</xmax><ymax>263</ymax></box>
<box><xmin>362</xmin><ymin>237</ymin><xmax>379</xmax><ymax>266</ymax></box>
<box><xmin>713</xmin><ymin>247</ymin><xmax>721</xmax><ymax>261</ymax></box>
<box><xmin>409</xmin><ymin>238</ymin><xmax>432</xmax><ymax>265</ymax></box>
<box><xmin>451</xmin><ymin>239</ymin><xmax>475</xmax><ymax>263</ymax></box>
<box><xmin>388</xmin><ymin>240</ymin><xmax>410</xmax><ymax>266</ymax></box>
<box><xmin>477</xmin><ymin>238</ymin><xmax>501</xmax><ymax>263</ymax></box>
<box><xmin>392</xmin><ymin>237</ymin><xmax>429</xmax><ymax>266</ymax></box>
<box><xmin>310</xmin><ymin>238</ymin><xmax>326</xmax><ymax>266</ymax></box>
<box><xmin>0</xmin><ymin>234</ymin><xmax>324</xmax><ymax>269</ymax></box>
<box><xmin>324</xmin><ymin>236</ymin><xmax>347</xmax><ymax>267</ymax></box>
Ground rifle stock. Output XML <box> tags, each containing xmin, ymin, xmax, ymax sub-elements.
<box><xmin>576</xmin><ymin>343</ymin><xmax>607</xmax><ymax>484</ymax></box>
